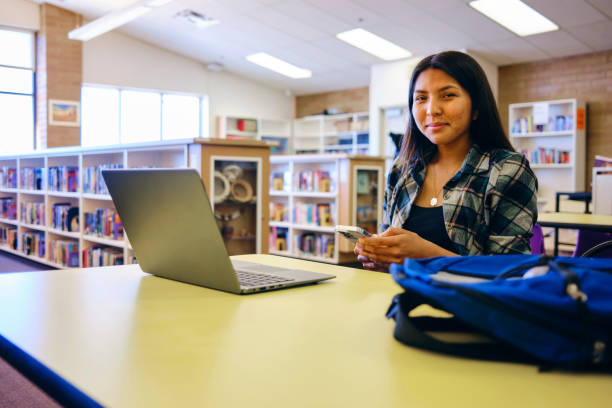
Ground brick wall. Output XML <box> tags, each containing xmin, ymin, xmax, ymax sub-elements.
<box><xmin>36</xmin><ymin>3</ymin><xmax>82</xmax><ymax>149</ymax></box>
<box><xmin>295</xmin><ymin>86</ymin><xmax>369</xmax><ymax>118</ymax></box>
<box><xmin>499</xmin><ymin>50</ymin><xmax>612</xmax><ymax>188</ymax></box>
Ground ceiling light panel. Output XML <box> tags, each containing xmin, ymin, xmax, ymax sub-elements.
<box><xmin>246</xmin><ymin>53</ymin><xmax>312</xmax><ymax>79</ymax></box>
<box><xmin>469</xmin><ymin>0</ymin><xmax>559</xmax><ymax>37</ymax></box>
<box><xmin>336</xmin><ymin>28</ymin><xmax>412</xmax><ymax>61</ymax></box>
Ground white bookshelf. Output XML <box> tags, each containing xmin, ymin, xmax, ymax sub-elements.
<box><xmin>293</xmin><ymin>112</ymin><xmax>370</xmax><ymax>155</ymax></box>
<box><xmin>509</xmin><ymin>98</ymin><xmax>586</xmax><ymax>213</ymax></box>
<box><xmin>0</xmin><ymin>139</ymin><xmax>202</xmax><ymax>269</ymax></box>
<box><xmin>268</xmin><ymin>154</ymin><xmax>384</xmax><ymax>264</ymax></box>
<box><xmin>216</xmin><ymin>115</ymin><xmax>292</xmax><ymax>154</ymax></box>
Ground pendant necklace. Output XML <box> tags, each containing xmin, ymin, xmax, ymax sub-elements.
<box><xmin>429</xmin><ymin>162</ymin><xmax>461</xmax><ymax>207</ymax></box>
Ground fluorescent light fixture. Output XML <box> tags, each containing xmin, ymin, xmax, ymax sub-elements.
<box><xmin>68</xmin><ymin>0</ymin><xmax>174</xmax><ymax>41</ymax></box>
<box><xmin>336</xmin><ymin>28</ymin><xmax>412</xmax><ymax>61</ymax></box>
<box><xmin>246</xmin><ymin>53</ymin><xmax>312</xmax><ymax>79</ymax></box>
<box><xmin>469</xmin><ymin>0</ymin><xmax>558</xmax><ymax>36</ymax></box>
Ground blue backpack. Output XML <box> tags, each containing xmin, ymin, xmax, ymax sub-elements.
<box><xmin>386</xmin><ymin>255</ymin><xmax>612</xmax><ymax>370</ymax></box>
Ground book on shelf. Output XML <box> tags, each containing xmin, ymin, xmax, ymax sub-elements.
<box><xmin>295</xmin><ymin>232</ymin><xmax>334</xmax><ymax>259</ymax></box>
<box><xmin>21</xmin><ymin>231</ymin><xmax>45</xmax><ymax>258</ymax></box>
<box><xmin>48</xmin><ymin>166</ymin><xmax>78</xmax><ymax>192</ymax></box>
<box><xmin>0</xmin><ymin>225</ymin><xmax>17</xmax><ymax>249</ymax></box>
<box><xmin>293</xmin><ymin>202</ymin><xmax>334</xmax><ymax>226</ymax></box>
<box><xmin>236</xmin><ymin>118</ymin><xmax>257</xmax><ymax>132</ymax></box>
<box><xmin>20</xmin><ymin>168</ymin><xmax>43</xmax><ymax>190</ymax></box>
<box><xmin>270</xmin><ymin>202</ymin><xmax>289</xmax><ymax>222</ymax></box>
<box><xmin>520</xmin><ymin>148</ymin><xmax>571</xmax><ymax>165</ymax></box>
<box><xmin>51</xmin><ymin>203</ymin><xmax>79</xmax><ymax>232</ymax></box>
<box><xmin>0</xmin><ymin>197</ymin><xmax>17</xmax><ymax>220</ymax></box>
<box><xmin>269</xmin><ymin>226</ymin><xmax>288</xmax><ymax>252</ymax></box>
<box><xmin>0</xmin><ymin>167</ymin><xmax>17</xmax><ymax>189</ymax></box>
<box><xmin>20</xmin><ymin>202</ymin><xmax>45</xmax><ymax>225</ymax></box>
<box><xmin>271</xmin><ymin>172</ymin><xmax>287</xmax><ymax>191</ymax></box>
<box><xmin>512</xmin><ymin>114</ymin><xmax>574</xmax><ymax>134</ymax></box>
<box><xmin>295</xmin><ymin>170</ymin><xmax>332</xmax><ymax>192</ymax></box>
<box><xmin>50</xmin><ymin>239</ymin><xmax>79</xmax><ymax>267</ymax></box>
<box><xmin>262</xmin><ymin>137</ymin><xmax>287</xmax><ymax>154</ymax></box>
<box><xmin>594</xmin><ymin>155</ymin><xmax>612</xmax><ymax>168</ymax></box>
<box><xmin>83</xmin><ymin>164</ymin><xmax>123</xmax><ymax>195</ymax></box>
<box><xmin>82</xmin><ymin>246</ymin><xmax>124</xmax><ymax>267</ymax></box>
<box><xmin>84</xmin><ymin>208</ymin><xmax>123</xmax><ymax>240</ymax></box>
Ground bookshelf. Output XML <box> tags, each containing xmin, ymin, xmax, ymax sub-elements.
<box><xmin>509</xmin><ymin>99</ymin><xmax>586</xmax><ymax>213</ymax></box>
<box><xmin>216</xmin><ymin>115</ymin><xmax>292</xmax><ymax>154</ymax></box>
<box><xmin>269</xmin><ymin>154</ymin><xmax>384</xmax><ymax>264</ymax></box>
<box><xmin>293</xmin><ymin>112</ymin><xmax>370</xmax><ymax>155</ymax></box>
<box><xmin>0</xmin><ymin>139</ymin><xmax>271</xmax><ymax>268</ymax></box>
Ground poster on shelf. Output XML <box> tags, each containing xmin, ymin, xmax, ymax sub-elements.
<box><xmin>532</xmin><ymin>103</ymin><xmax>548</xmax><ymax>125</ymax></box>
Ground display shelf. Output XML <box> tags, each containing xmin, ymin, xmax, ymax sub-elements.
<box><xmin>216</xmin><ymin>116</ymin><xmax>292</xmax><ymax>155</ymax></box>
<box><xmin>509</xmin><ymin>98</ymin><xmax>586</xmax><ymax>212</ymax></box>
<box><xmin>0</xmin><ymin>217</ymin><xmax>18</xmax><ymax>226</ymax></box>
<box><xmin>82</xmin><ymin>193</ymin><xmax>113</xmax><ymax>201</ymax></box>
<box><xmin>48</xmin><ymin>191</ymin><xmax>79</xmax><ymax>198</ymax></box>
<box><xmin>21</xmin><ymin>222</ymin><xmax>46</xmax><ymax>232</ymax></box>
<box><xmin>293</xmin><ymin>112</ymin><xmax>370</xmax><ymax>155</ymax></box>
<box><xmin>83</xmin><ymin>234</ymin><xmax>125</xmax><ymax>248</ymax></box>
<box><xmin>0</xmin><ymin>188</ymin><xmax>18</xmax><ymax>193</ymax></box>
<box><xmin>48</xmin><ymin>228</ymin><xmax>80</xmax><ymax>239</ymax></box>
<box><xmin>19</xmin><ymin>189</ymin><xmax>45</xmax><ymax>195</ymax></box>
<box><xmin>0</xmin><ymin>246</ymin><xmax>59</xmax><ymax>268</ymax></box>
<box><xmin>269</xmin><ymin>154</ymin><xmax>384</xmax><ymax>264</ymax></box>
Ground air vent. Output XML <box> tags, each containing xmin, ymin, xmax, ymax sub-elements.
<box><xmin>174</xmin><ymin>9</ymin><xmax>219</xmax><ymax>29</ymax></box>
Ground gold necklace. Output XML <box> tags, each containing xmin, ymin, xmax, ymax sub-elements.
<box><xmin>429</xmin><ymin>162</ymin><xmax>462</xmax><ymax>207</ymax></box>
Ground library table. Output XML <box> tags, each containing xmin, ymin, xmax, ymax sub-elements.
<box><xmin>0</xmin><ymin>255</ymin><xmax>611</xmax><ymax>407</ymax></box>
<box><xmin>537</xmin><ymin>212</ymin><xmax>612</xmax><ymax>255</ymax></box>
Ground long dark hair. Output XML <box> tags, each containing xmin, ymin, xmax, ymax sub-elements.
<box><xmin>398</xmin><ymin>51</ymin><xmax>512</xmax><ymax>173</ymax></box>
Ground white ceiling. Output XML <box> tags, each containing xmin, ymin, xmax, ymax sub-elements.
<box><xmin>46</xmin><ymin>0</ymin><xmax>612</xmax><ymax>95</ymax></box>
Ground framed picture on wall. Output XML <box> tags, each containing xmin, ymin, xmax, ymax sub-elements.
<box><xmin>48</xmin><ymin>99</ymin><xmax>80</xmax><ymax>127</ymax></box>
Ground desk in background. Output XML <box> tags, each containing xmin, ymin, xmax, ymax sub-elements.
<box><xmin>537</xmin><ymin>212</ymin><xmax>612</xmax><ymax>256</ymax></box>
<box><xmin>1</xmin><ymin>255</ymin><xmax>611</xmax><ymax>407</ymax></box>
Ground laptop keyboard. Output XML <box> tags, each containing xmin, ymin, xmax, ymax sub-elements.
<box><xmin>235</xmin><ymin>270</ymin><xmax>294</xmax><ymax>288</ymax></box>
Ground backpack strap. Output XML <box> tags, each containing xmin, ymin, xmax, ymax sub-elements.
<box><xmin>386</xmin><ymin>292</ymin><xmax>533</xmax><ymax>363</ymax></box>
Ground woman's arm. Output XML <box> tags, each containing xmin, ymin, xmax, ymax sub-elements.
<box><xmin>484</xmin><ymin>153</ymin><xmax>538</xmax><ymax>254</ymax></box>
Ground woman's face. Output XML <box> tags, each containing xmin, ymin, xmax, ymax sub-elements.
<box><xmin>411</xmin><ymin>68</ymin><xmax>473</xmax><ymax>148</ymax></box>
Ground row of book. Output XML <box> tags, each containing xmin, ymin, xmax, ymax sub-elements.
<box><xmin>83</xmin><ymin>164</ymin><xmax>123</xmax><ymax>195</ymax></box>
<box><xmin>22</xmin><ymin>231</ymin><xmax>45</xmax><ymax>258</ymax></box>
<box><xmin>521</xmin><ymin>148</ymin><xmax>571</xmax><ymax>165</ymax></box>
<box><xmin>84</xmin><ymin>208</ymin><xmax>123</xmax><ymax>240</ymax></box>
<box><xmin>82</xmin><ymin>246</ymin><xmax>124</xmax><ymax>267</ymax></box>
<box><xmin>295</xmin><ymin>232</ymin><xmax>334</xmax><ymax>259</ymax></box>
<box><xmin>512</xmin><ymin>115</ymin><xmax>574</xmax><ymax>134</ymax></box>
<box><xmin>0</xmin><ymin>225</ymin><xmax>17</xmax><ymax>249</ymax></box>
<box><xmin>0</xmin><ymin>167</ymin><xmax>17</xmax><ymax>189</ymax></box>
<box><xmin>295</xmin><ymin>170</ymin><xmax>332</xmax><ymax>193</ymax></box>
<box><xmin>20</xmin><ymin>167</ymin><xmax>44</xmax><ymax>190</ymax></box>
<box><xmin>48</xmin><ymin>166</ymin><xmax>78</xmax><ymax>192</ymax></box>
<box><xmin>20</xmin><ymin>202</ymin><xmax>45</xmax><ymax>226</ymax></box>
<box><xmin>293</xmin><ymin>203</ymin><xmax>333</xmax><ymax>226</ymax></box>
<box><xmin>51</xmin><ymin>203</ymin><xmax>79</xmax><ymax>232</ymax></box>
<box><xmin>270</xmin><ymin>202</ymin><xmax>289</xmax><ymax>222</ymax></box>
<box><xmin>0</xmin><ymin>197</ymin><xmax>17</xmax><ymax>220</ymax></box>
<box><xmin>50</xmin><ymin>239</ymin><xmax>79</xmax><ymax>267</ymax></box>
<box><xmin>269</xmin><ymin>227</ymin><xmax>288</xmax><ymax>252</ymax></box>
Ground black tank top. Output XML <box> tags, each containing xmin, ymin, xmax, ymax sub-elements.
<box><xmin>402</xmin><ymin>205</ymin><xmax>456</xmax><ymax>253</ymax></box>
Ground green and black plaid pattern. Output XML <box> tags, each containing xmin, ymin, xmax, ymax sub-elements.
<box><xmin>382</xmin><ymin>145</ymin><xmax>538</xmax><ymax>255</ymax></box>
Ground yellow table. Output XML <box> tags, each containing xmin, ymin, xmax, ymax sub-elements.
<box><xmin>0</xmin><ymin>255</ymin><xmax>610</xmax><ymax>407</ymax></box>
<box><xmin>538</xmin><ymin>212</ymin><xmax>612</xmax><ymax>255</ymax></box>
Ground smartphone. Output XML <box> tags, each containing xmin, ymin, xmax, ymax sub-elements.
<box><xmin>335</xmin><ymin>225</ymin><xmax>372</xmax><ymax>243</ymax></box>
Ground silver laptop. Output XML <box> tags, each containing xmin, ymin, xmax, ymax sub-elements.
<box><xmin>102</xmin><ymin>168</ymin><xmax>335</xmax><ymax>294</ymax></box>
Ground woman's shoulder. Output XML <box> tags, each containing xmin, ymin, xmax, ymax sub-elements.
<box><xmin>485</xmin><ymin>148</ymin><xmax>537</xmax><ymax>189</ymax></box>
<box><xmin>487</xmin><ymin>148</ymin><xmax>529</xmax><ymax>167</ymax></box>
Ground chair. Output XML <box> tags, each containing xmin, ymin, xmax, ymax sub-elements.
<box><xmin>573</xmin><ymin>230</ymin><xmax>612</xmax><ymax>258</ymax></box>
<box><xmin>530</xmin><ymin>223</ymin><xmax>545</xmax><ymax>255</ymax></box>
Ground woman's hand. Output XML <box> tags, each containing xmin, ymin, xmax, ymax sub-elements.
<box><xmin>354</xmin><ymin>234</ymin><xmax>388</xmax><ymax>271</ymax></box>
<box><xmin>357</xmin><ymin>227</ymin><xmax>457</xmax><ymax>267</ymax></box>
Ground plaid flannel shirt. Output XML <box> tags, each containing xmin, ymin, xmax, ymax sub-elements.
<box><xmin>382</xmin><ymin>145</ymin><xmax>538</xmax><ymax>255</ymax></box>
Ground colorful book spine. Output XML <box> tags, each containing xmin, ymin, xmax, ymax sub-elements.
<box><xmin>83</xmin><ymin>164</ymin><xmax>123</xmax><ymax>195</ymax></box>
<box><xmin>48</xmin><ymin>166</ymin><xmax>79</xmax><ymax>192</ymax></box>
<box><xmin>82</xmin><ymin>246</ymin><xmax>124</xmax><ymax>267</ymax></box>
<box><xmin>84</xmin><ymin>208</ymin><xmax>123</xmax><ymax>240</ymax></box>
<box><xmin>51</xmin><ymin>203</ymin><xmax>79</xmax><ymax>231</ymax></box>
<box><xmin>293</xmin><ymin>203</ymin><xmax>334</xmax><ymax>226</ymax></box>
<box><xmin>0</xmin><ymin>197</ymin><xmax>17</xmax><ymax>220</ymax></box>
<box><xmin>0</xmin><ymin>225</ymin><xmax>18</xmax><ymax>248</ymax></box>
<box><xmin>20</xmin><ymin>202</ymin><xmax>45</xmax><ymax>225</ymax></box>
<box><xmin>20</xmin><ymin>168</ymin><xmax>44</xmax><ymax>190</ymax></box>
<box><xmin>0</xmin><ymin>167</ymin><xmax>18</xmax><ymax>189</ymax></box>
<box><xmin>295</xmin><ymin>232</ymin><xmax>334</xmax><ymax>259</ymax></box>
<box><xmin>50</xmin><ymin>239</ymin><xmax>79</xmax><ymax>267</ymax></box>
<box><xmin>21</xmin><ymin>231</ymin><xmax>45</xmax><ymax>258</ymax></box>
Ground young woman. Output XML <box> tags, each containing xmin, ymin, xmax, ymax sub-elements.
<box><xmin>355</xmin><ymin>51</ymin><xmax>538</xmax><ymax>271</ymax></box>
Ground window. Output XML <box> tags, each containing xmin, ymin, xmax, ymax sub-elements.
<box><xmin>81</xmin><ymin>85</ymin><xmax>208</xmax><ymax>147</ymax></box>
<box><xmin>0</xmin><ymin>28</ymin><xmax>35</xmax><ymax>153</ymax></box>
